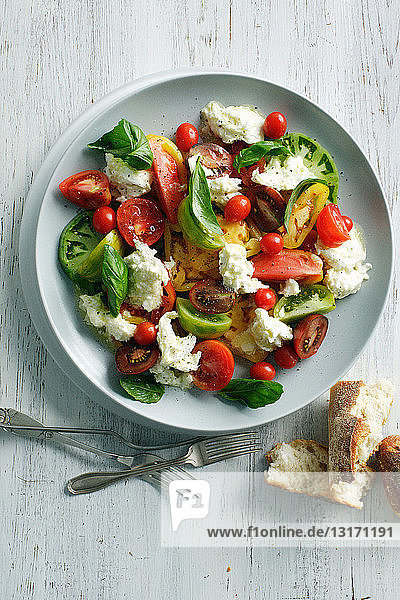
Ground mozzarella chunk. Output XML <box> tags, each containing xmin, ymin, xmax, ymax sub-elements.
<box><xmin>219</xmin><ymin>243</ymin><xmax>264</xmax><ymax>294</ymax></box>
<box><xmin>104</xmin><ymin>153</ymin><xmax>152</xmax><ymax>198</ymax></box>
<box><xmin>324</xmin><ymin>264</ymin><xmax>371</xmax><ymax>299</ymax></box>
<box><xmin>249</xmin><ymin>308</ymin><xmax>293</xmax><ymax>352</ymax></box>
<box><xmin>155</xmin><ymin>311</ymin><xmax>201</xmax><ymax>373</ymax></box>
<box><xmin>208</xmin><ymin>176</ymin><xmax>242</xmax><ymax>208</ymax></box>
<box><xmin>251</xmin><ymin>155</ymin><xmax>315</xmax><ymax>190</ymax></box>
<box><xmin>149</xmin><ymin>362</ymin><xmax>194</xmax><ymax>390</ymax></box>
<box><xmin>279</xmin><ymin>279</ymin><xmax>300</xmax><ymax>297</ymax></box>
<box><xmin>200</xmin><ymin>101</ymin><xmax>265</xmax><ymax>144</ymax></box>
<box><xmin>79</xmin><ymin>294</ymin><xmax>136</xmax><ymax>342</ymax></box>
<box><xmin>124</xmin><ymin>241</ymin><xmax>169</xmax><ymax>312</ymax></box>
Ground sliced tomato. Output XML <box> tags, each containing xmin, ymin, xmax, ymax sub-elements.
<box><xmin>59</xmin><ymin>170</ymin><xmax>111</xmax><ymax>209</ymax></box>
<box><xmin>251</xmin><ymin>248</ymin><xmax>323</xmax><ymax>282</ymax></box>
<box><xmin>186</xmin><ymin>143</ymin><xmax>233</xmax><ymax>178</ymax></box>
<box><xmin>115</xmin><ymin>342</ymin><xmax>159</xmax><ymax>374</ymax></box>
<box><xmin>300</xmin><ymin>229</ymin><xmax>318</xmax><ymax>253</ymax></box>
<box><xmin>189</xmin><ymin>279</ymin><xmax>236</xmax><ymax>314</ymax></box>
<box><xmin>150</xmin><ymin>280</ymin><xmax>176</xmax><ymax>324</ymax></box>
<box><xmin>316</xmin><ymin>204</ymin><xmax>351</xmax><ymax>248</ymax></box>
<box><xmin>192</xmin><ymin>340</ymin><xmax>235</xmax><ymax>391</ymax></box>
<box><xmin>117</xmin><ymin>197</ymin><xmax>164</xmax><ymax>247</ymax></box>
<box><xmin>148</xmin><ymin>137</ymin><xmax>185</xmax><ymax>223</ymax></box>
<box><xmin>293</xmin><ymin>314</ymin><xmax>328</xmax><ymax>359</ymax></box>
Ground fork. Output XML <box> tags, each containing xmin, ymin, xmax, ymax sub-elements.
<box><xmin>67</xmin><ymin>432</ymin><xmax>261</xmax><ymax>494</ymax></box>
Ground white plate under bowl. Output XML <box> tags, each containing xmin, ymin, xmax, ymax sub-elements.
<box><xmin>19</xmin><ymin>70</ymin><xmax>392</xmax><ymax>434</ymax></box>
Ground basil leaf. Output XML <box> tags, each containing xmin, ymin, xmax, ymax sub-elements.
<box><xmin>101</xmin><ymin>244</ymin><xmax>128</xmax><ymax>317</ymax></box>
<box><xmin>120</xmin><ymin>374</ymin><xmax>164</xmax><ymax>404</ymax></box>
<box><xmin>88</xmin><ymin>119</ymin><xmax>153</xmax><ymax>170</ymax></box>
<box><xmin>189</xmin><ymin>159</ymin><xmax>224</xmax><ymax>237</ymax></box>
<box><xmin>233</xmin><ymin>141</ymin><xmax>292</xmax><ymax>173</ymax></box>
<box><xmin>218</xmin><ymin>378</ymin><xmax>283</xmax><ymax>409</ymax></box>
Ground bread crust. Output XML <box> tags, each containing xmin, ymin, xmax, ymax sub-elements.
<box><xmin>378</xmin><ymin>435</ymin><xmax>400</xmax><ymax>517</ymax></box>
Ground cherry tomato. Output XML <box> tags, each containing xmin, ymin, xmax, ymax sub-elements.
<box><xmin>59</xmin><ymin>170</ymin><xmax>111</xmax><ymax>209</ymax></box>
<box><xmin>150</xmin><ymin>281</ymin><xmax>176</xmax><ymax>324</ymax></box>
<box><xmin>300</xmin><ymin>229</ymin><xmax>318</xmax><ymax>253</ymax></box>
<box><xmin>342</xmin><ymin>215</ymin><xmax>353</xmax><ymax>232</ymax></box>
<box><xmin>224</xmin><ymin>194</ymin><xmax>251</xmax><ymax>222</ymax></box>
<box><xmin>115</xmin><ymin>342</ymin><xmax>159</xmax><ymax>374</ymax></box>
<box><xmin>250</xmin><ymin>361</ymin><xmax>276</xmax><ymax>381</ymax></box>
<box><xmin>260</xmin><ymin>232</ymin><xmax>284</xmax><ymax>255</ymax></box>
<box><xmin>186</xmin><ymin>143</ymin><xmax>233</xmax><ymax>178</ymax></box>
<box><xmin>92</xmin><ymin>206</ymin><xmax>116</xmax><ymax>234</ymax></box>
<box><xmin>117</xmin><ymin>197</ymin><xmax>164</xmax><ymax>247</ymax></box>
<box><xmin>175</xmin><ymin>123</ymin><xmax>199</xmax><ymax>153</ymax></box>
<box><xmin>254</xmin><ymin>288</ymin><xmax>276</xmax><ymax>310</ymax></box>
<box><xmin>293</xmin><ymin>314</ymin><xmax>328</xmax><ymax>359</ymax></box>
<box><xmin>316</xmin><ymin>204</ymin><xmax>351</xmax><ymax>248</ymax></box>
<box><xmin>274</xmin><ymin>345</ymin><xmax>298</xmax><ymax>369</ymax></box>
<box><xmin>263</xmin><ymin>112</ymin><xmax>287</xmax><ymax>139</ymax></box>
<box><xmin>189</xmin><ymin>279</ymin><xmax>236</xmax><ymax>314</ymax></box>
<box><xmin>192</xmin><ymin>340</ymin><xmax>235</xmax><ymax>391</ymax></box>
<box><xmin>134</xmin><ymin>321</ymin><xmax>157</xmax><ymax>346</ymax></box>
<box><xmin>148</xmin><ymin>137</ymin><xmax>185</xmax><ymax>223</ymax></box>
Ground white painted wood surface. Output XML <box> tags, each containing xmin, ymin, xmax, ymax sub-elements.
<box><xmin>1</xmin><ymin>0</ymin><xmax>400</xmax><ymax>597</ymax></box>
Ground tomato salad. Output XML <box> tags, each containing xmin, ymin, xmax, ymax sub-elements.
<box><xmin>58</xmin><ymin>102</ymin><xmax>371</xmax><ymax>408</ymax></box>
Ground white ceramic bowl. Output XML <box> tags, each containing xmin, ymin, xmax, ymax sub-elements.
<box><xmin>19</xmin><ymin>70</ymin><xmax>392</xmax><ymax>434</ymax></box>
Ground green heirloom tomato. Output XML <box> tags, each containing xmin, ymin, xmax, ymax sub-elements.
<box><xmin>274</xmin><ymin>284</ymin><xmax>335</xmax><ymax>324</ymax></box>
<box><xmin>58</xmin><ymin>211</ymin><xmax>103</xmax><ymax>280</ymax></box>
<box><xmin>176</xmin><ymin>297</ymin><xmax>232</xmax><ymax>339</ymax></box>
<box><xmin>77</xmin><ymin>229</ymin><xmax>124</xmax><ymax>282</ymax></box>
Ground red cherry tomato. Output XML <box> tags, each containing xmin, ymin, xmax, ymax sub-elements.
<box><xmin>92</xmin><ymin>206</ymin><xmax>116</xmax><ymax>234</ymax></box>
<box><xmin>263</xmin><ymin>112</ymin><xmax>287</xmax><ymax>139</ymax></box>
<box><xmin>293</xmin><ymin>314</ymin><xmax>328</xmax><ymax>359</ymax></box>
<box><xmin>224</xmin><ymin>194</ymin><xmax>251</xmax><ymax>222</ymax></box>
<box><xmin>250</xmin><ymin>361</ymin><xmax>276</xmax><ymax>381</ymax></box>
<box><xmin>59</xmin><ymin>170</ymin><xmax>111</xmax><ymax>209</ymax></box>
<box><xmin>260</xmin><ymin>232</ymin><xmax>284</xmax><ymax>255</ymax></box>
<box><xmin>316</xmin><ymin>204</ymin><xmax>351</xmax><ymax>248</ymax></box>
<box><xmin>254</xmin><ymin>288</ymin><xmax>276</xmax><ymax>310</ymax></box>
<box><xmin>192</xmin><ymin>340</ymin><xmax>235</xmax><ymax>391</ymax></box>
<box><xmin>134</xmin><ymin>321</ymin><xmax>157</xmax><ymax>346</ymax></box>
<box><xmin>274</xmin><ymin>345</ymin><xmax>298</xmax><ymax>369</ymax></box>
<box><xmin>175</xmin><ymin>123</ymin><xmax>199</xmax><ymax>153</ymax></box>
<box><xmin>115</xmin><ymin>342</ymin><xmax>159</xmax><ymax>375</ymax></box>
<box><xmin>117</xmin><ymin>197</ymin><xmax>164</xmax><ymax>247</ymax></box>
<box><xmin>150</xmin><ymin>280</ymin><xmax>176</xmax><ymax>324</ymax></box>
<box><xmin>342</xmin><ymin>215</ymin><xmax>353</xmax><ymax>232</ymax></box>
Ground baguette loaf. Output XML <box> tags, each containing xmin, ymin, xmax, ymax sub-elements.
<box><xmin>377</xmin><ymin>435</ymin><xmax>400</xmax><ymax>517</ymax></box>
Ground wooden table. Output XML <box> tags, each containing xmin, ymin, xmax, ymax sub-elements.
<box><xmin>1</xmin><ymin>1</ymin><xmax>399</xmax><ymax>597</ymax></box>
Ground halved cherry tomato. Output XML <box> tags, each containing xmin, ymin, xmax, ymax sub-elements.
<box><xmin>148</xmin><ymin>137</ymin><xmax>186</xmax><ymax>223</ymax></box>
<box><xmin>186</xmin><ymin>143</ymin><xmax>233</xmax><ymax>178</ymax></box>
<box><xmin>150</xmin><ymin>280</ymin><xmax>176</xmax><ymax>324</ymax></box>
<box><xmin>92</xmin><ymin>206</ymin><xmax>116</xmax><ymax>234</ymax></box>
<box><xmin>293</xmin><ymin>314</ymin><xmax>328</xmax><ymax>359</ymax></box>
<box><xmin>254</xmin><ymin>288</ymin><xmax>276</xmax><ymax>310</ymax></box>
<box><xmin>274</xmin><ymin>345</ymin><xmax>298</xmax><ymax>369</ymax></box>
<box><xmin>134</xmin><ymin>321</ymin><xmax>157</xmax><ymax>346</ymax></box>
<box><xmin>248</xmin><ymin>186</ymin><xmax>287</xmax><ymax>232</ymax></box>
<box><xmin>59</xmin><ymin>170</ymin><xmax>111</xmax><ymax>209</ymax></box>
<box><xmin>189</xmin><ymin>280</ymin><xmax>236</xmax><ymax>314</ymax></box>
<box><xmin>260</xmin><ymin>232</ymin><xmax>284</xmax><ymax>255</ymax></box>
<box><xmin>251</xmin><ymin>249</ymin><xmax>323</xmax><ymax>282</ymax></box>
<box><xmin>192</xmin><ymin>340</ymin><xmax>234</xmax><ymax>391</ymax></box>
<box><xmin>316</xmin><ymin>204</ymin><xmax>351</xmax><ymax>248</ymax></box>
<box><xmin>117</xmin><ymin>197</ymin><xmax>164</xmax><ymax>247</ymax></box>
<box><xmin>175</xmin><ymin>123</ymin><xmax>199</xmax><ymax>153</ymax></box>
<box><xmin>115</xmin><ymin>342</ymin><xmax>159</xmax><ymax>374</ymax></box>
<box><xmin>342</xmin><ymin>215</ymin><xmax>353</xmax><ymax>232</ymax></box>
<box><xmin>224</xmin><ymin>195</ymin><xmax>251</xmax><ymax>222</ymax></box>
<box><xmin>263</xmin><ymin>112</ymin><xmax>287</xmax><ymax>139</ymax></box>
<box><xmin>250</xmin><ymin>361</ymin><xmax>276</xmax><ymax>381</ymax></box>
<box><xmin>300</xmin><ymin>229</ymin><xmax>318</xmax><ymax>253</ymax></box>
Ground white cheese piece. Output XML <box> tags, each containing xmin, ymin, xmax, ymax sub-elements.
<box><xmin>279</xmin><ymin>278</ymin><xmax>300</xmax><ymax>297</ymax></box>
<box><xmin>104</xmin><ymin>153</ymin><xmax>152</xmax><ymax>198</ymax></box>
<box><xmin>124</xmin><ymin>241</ymin><xmax>169</xmax><ymax>312</ymax></box>
<box><xmin>208</xmin><ymin>176</ymin><xmax>242</xmax><ymax>208</ymax></box>
<box><xmin>249</xmin><ymin>308</ymin><xmax>293</xmax><ymax>352</ymax></box>
<box><xmin>251</xmin><ymin>155</ymin><xmax>315</xmax><ymax>191</ymax></box>
<box><xmin>200</xmin><ymin>101</ymin><xmax>265</xmax><ymax>144</ymax></box>
<box><xmin>79</xmin><ymin>294</ymin><xmax>136</xmax><ymax>342</ymax></box>
<box><xmin>155</xmin><ymin>311</ymin><xmax>201</xmax><ymax>373</ymax></box>
<box><xmin>324</xmin><ymin>264</ymin><xmax>371</xmax><ymax>299</ymax></box>
<box><xmin>149</xmin><ymin>362</ymin><xmax>194</xmax><ymax>390</ymax></box>
<box><xmin>219</xmin><ymin>243</ymin><xmax>264</xmax><ymax>294</ymax></box>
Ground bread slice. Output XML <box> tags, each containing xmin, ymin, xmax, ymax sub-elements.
<box><xmin>377</xmin><ymin>435</ymin><xmax>400</xmax><ymax>517</ymax></box>
<box><xmin>265</xmin><ymin>439</ymin><xmax>366</xmax><ymax>508</ymax></box>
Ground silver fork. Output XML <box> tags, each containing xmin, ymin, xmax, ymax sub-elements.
<box><xmin>67</xmin><ymin>432</ymin><xmax>261</xmax><ymax>495</ymax></box>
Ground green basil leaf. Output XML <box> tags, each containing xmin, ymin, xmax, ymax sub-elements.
<box><xmin>120</xmin><ymin>374</ymin><xmax>165</xmax><ymax>404</ymax></box>
<box><xmin>218</xmin><ymin>378</ymin><xmax>283</xmax><ymax>409</ymax></box>
<box><xmin>233</xmin><ymin>141</ymin><xmax>292</xmax><ymax>173</ymax></box>
<box><xmin>101</xmin><ymin>244</ymin><xmax>128</xmax><ymax>317</ymax></box>
<box><xmin>189</xmin><ymin>159</ymin><xmax>224</xmax><ymax>238</ymax></box>
<box><xmin>88</xmin><ymin>119</ymin><xmax>153</xmax><ymax>170</ymax></box>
